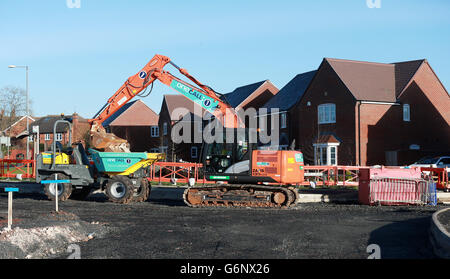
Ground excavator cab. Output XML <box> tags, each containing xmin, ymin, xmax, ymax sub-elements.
<box><xmin>200</xmin><ymin>127</ymin><xmax>305</xmax><ymax>185</ymax></box>
<box><xmin>202</xmin><ymin>128</ymin><xmax>255</xmax><ymax>175</ymax></box>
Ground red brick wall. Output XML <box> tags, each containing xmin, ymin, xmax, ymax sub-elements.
<box><xmin>352</xmin><ymin>62</ymin><xmax>449</xmax><ymax>166</ymax></box>
<box><xmin>6</xmin><ymin>117</ymin><xmax>33</xmax><ymax>150</ymax></box>
<box><xmin>396</xmin><ymin>76</ymin><xmax>450</xmax><ymax>163</ymax></box>
<box><xmin>360</xmin><ymin>103</ymin><xmax>401</xmax><ymax>166</ymax></box>
<box><xmin>158</xmin><ymin>99</ymin><xmax>173</xmax><ymax>161</ymax></box>
<box><xmin>39</xmin><ymin>132</ymin><xmax>70</xmax><ymax>151</ymax></box>
<box><xmin>111</xmin><ymin>126</ymin><xmax>159</xmax><ymax>152</ymax></box>
<box><xmin>291</xmin><ymin>61</ymin><xmax>357</xmax><ymax>165</ymax></box>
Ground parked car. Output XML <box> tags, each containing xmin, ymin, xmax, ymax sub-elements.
<box><xmin>410</xmin><ymin>156</ymin><xmax>450</xmax><ymax>169</ymax></box>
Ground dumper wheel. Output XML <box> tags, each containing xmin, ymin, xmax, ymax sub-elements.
<box><xmin>70</xmin><ymin>187</ymin><xmax>92</xmax><ymax>201</ymax></box>
<box><xmin>105</xmin><ymin>176</ymin><xmax>134</xmax><ymax>204</ymax></box>
<box><xmin>132</xmin><ymin>179</ymin><xmax>150</xmax><ymax>203</ymax></box>
<box><xmin>44</xmin><ymin>173</ymin><xmax>72</xmax><ymax>202</ymax></box>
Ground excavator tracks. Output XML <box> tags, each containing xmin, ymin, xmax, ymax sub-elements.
<box><xmin>183</xmin><ymin>185</ymin><xmax>299</xmax><ymax>208</ymax></box>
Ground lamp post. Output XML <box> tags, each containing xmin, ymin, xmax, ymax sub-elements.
<box><xmin>8</xmin><ymin>65</ymin><xmax>29</xmax><ymax>160</ymax></box>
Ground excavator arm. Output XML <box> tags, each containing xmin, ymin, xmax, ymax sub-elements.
<box><xmin>89</xmin><ymin>54</ymin><xmax>240</xmax><ymax>152</ymax></box>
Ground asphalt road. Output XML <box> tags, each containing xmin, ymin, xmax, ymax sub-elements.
<box><xmin>0</xmin><ymin>189</ymin><xmax>446</xmax><ymax>259</ymax></box>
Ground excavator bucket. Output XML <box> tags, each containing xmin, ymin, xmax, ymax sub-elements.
<box><xmin>90</xmin><ymin>122</ymin><xmax>131</xmax><ymax>153</ymax></box>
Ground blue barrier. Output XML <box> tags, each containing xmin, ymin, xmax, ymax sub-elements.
<box><xmin>428</xmin><ymin>182</ymin><xmax>437</xmax><ymax>206</ymax></box>
<box><xmin>41</xmin><ymin>180</ymin><xmax>71</xmax><ymax>184</ymax></box>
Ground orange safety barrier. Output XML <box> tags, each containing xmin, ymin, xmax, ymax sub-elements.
<box><xmin>302</xmin><ymin>165</ymin><xmax>367</xmax><ymax>187</ymax></box>
<box><xmin>420</xmin><ymin>167</ymin><xmax>449</xmax><ymax>191</ymax></box>
<box><xmin>0</xmin><ymin>159</ymin><xmax>36</xmax><ymax>179</ymax></box>
<box><xmin>149</xmin><ymin>162</ymin><xmax>215</xmax><ymax>185</ymax></box>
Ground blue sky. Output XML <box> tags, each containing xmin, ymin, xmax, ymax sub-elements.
<box><xmin>0</xmin><ymin>0</ymin><xmax>449</xmax><ymax>118</ymax></box>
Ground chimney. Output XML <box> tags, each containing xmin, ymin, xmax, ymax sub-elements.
<box><xmin>72</xmin><ymin>113</ymin><xmax>79</xmax><ymax>142</ymax></box>
<box><xmin>72</xmin><ymin>113</ymin><xmax>79</xmax><ymax>127</ymax></box>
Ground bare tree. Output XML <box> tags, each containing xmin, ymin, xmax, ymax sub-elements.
<box><xmin>0</xmin><ymin>86</ymin><xmax>32</xmax><ymax>130</ymax></box>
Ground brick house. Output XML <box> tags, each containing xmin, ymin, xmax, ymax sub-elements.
<box><xmin>260</xmin><ymin>71</ymin><xmax>317</xmax><ymax>149</ymax></box>
<box><xmin>29</xmin><ymin>113</ymin><xmax>91</xmax><ymax>152</ymax></box>
<box><xmin>159</xmin><ymin>80</ymin><xmax>279</xmax><ymax>162</ymax></box>
<box><xmin>158</xmin><ymin>95</ymin><xmax>205</xmax><ymax>162</ymax></box>
<box><xmin>263</xmin><ymin>58</ymin><xmax>450</xmax><ymax>166</ymax></box>
<box><xmin>103</xmin><ymin>100</ymin><xmax>159</xmax><ymax>152</ymax></box>
<box><xmin>1</xmin><ymin>115</ymin><xmax>35</xmax><ymax>158</ymax></box>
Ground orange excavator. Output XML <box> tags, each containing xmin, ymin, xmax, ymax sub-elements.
<box><xmin>89</xmin><ymin>54</ymin><xmax>239</xmax><ymax>152</ymax></box>
<box><xmin>89</xmin><ymin>54</ymin><xmax>303</xmax><ymax>208</ymax></box>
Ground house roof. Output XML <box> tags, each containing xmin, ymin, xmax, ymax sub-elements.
<box><xmin>260</xmin><ymin>58</ymin><xmax>433</xmax><ymax>114</ymax></box>
<box><xmin>102</xmin><ymin>101</ymin><xmax>136</xmax><ymax>127</ymax></box>
<box><xmin>314</xmin><ymin>134</ymin><xmax>341</xmax><ymax>144</ymax></box>
<box><xmin>106</xmin><ymin>100</ymin><xmax>159</xmax><ymax>127</ymax></box>
<box><xmin>221</xmin><ymin>80</ymin><xmax>267</xmax><ymax>108</ymax></box>
<box><xmin>262</xmin><ymin>71</ymin><xmax>317</xmax><ymax>111</ymax></box>
<box><xmin>325</xmin><ymin>58</ymin><xmax>397</xmax><ymax>102</ymax></box>
<box><xmin>163</xmin><ymin>95</ymin><xmax>206</xmax><ymax>121</ymax></box>
<box><xmin>2</xmin><ymin>115</ymin><xmax>36</xmax><ymax>134</ymax></box>
<box><xmin>29</xmin><ymin>114</ymin><xmax>84</xmax><ymax>134</ymax></box>
<box><xmin>392</xmin><ymin>59</ymin><xmax>425</xmax><ymax>97</ymax></box>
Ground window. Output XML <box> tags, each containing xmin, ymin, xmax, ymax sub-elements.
<box><xmin>318</xmin><ymin>104</ymin><xmax>336</xmax><ymax>124</ymax></box>
<box><xmin>163</xmin><ymin>122</ymin><xmax>168</xmax><ymax>135</ymax></box>
<box><xmin>151</xmin><ymin>126</ymin><xmax>159</xmax><ymax>137</ymax></box>
<box><xmin>403</xmin><ymin>104</ymin><xmax>410</xmax><ymax>122</ymax></box>
<box><xmin>313</xmin><ymin>143</ymin><xmax>339</xmax><ymax>166</ymax></box>
<box><xmin>45</xmin><ymin>134</ymin><xmax>50</xmax><ymax>141</ymax></box>
<box><xmin>150</xmin><ymin>148</ymin><xmax>159</xmax><ymax>153</ymax></box>
<box><xmin>330</xmin><ymin>146</ymin><xmax>336</xmax><ymax>165</ymax></box>
<box><xmin>191</xmin><ymin>146</ymin><xmax>198</xmax><ymax>158</ymax></box>
<box><xmin>281</xmin><ymin>113</ymin><xmax>287</xmax><ymax>129</ymax></box>
<box><xmin>438</xmin><ymin>158</ymin><xmax>450</xmax><ymax>166</ymax></box>
<box><xmin>56</xmin><ymin>133</ymin><xmax>63</xmax><ymax>142</ymax></box>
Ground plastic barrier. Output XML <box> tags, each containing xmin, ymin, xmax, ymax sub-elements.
<box><xmin>359</xmin><ymin>167</ymin><xmax>436</xmax><ymax>206</ymax></box>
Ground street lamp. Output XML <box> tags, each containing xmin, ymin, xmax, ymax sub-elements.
<box><xmin>8</xmin><ymin>65</ymin><xmax>30</xmax><ymax>160</ymax></box>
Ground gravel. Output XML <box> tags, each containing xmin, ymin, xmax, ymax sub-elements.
<box><xmin>0</xmin><ymin>209</ymin><xmax>111</xmax><ymax>259</ymax></box>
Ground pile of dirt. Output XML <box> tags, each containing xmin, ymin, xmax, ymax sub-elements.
<box><xmin>0</xmin><ymin>211</ymin><xmax>111</xmax><ymax>259</ymax></box>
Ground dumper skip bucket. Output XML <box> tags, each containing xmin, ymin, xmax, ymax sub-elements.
<box><xmin>89</xmin><ymin>149</ymin><xmax>154</xmax><ymax>173</ymax></box>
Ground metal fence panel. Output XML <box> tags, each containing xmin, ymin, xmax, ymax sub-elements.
<box><xmin>369</xmin><ymin>177</ymin><xmax>436</xmax><ymax>206</ymax></box>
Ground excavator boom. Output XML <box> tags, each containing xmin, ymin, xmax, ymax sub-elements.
<box><xmin>89</xmin><ymin>54</ymin><xmax>239</xmax><ymax>152</ymax></box>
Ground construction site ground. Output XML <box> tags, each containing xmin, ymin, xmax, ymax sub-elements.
<box><xmin>0</xmin><ymin>185</ymin><xmax>448</xmax><ymax>259</ymax></box>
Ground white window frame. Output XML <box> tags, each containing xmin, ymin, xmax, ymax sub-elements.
<box><xmin>160</xmin><ymin>146</ymin><xmax>168</xmax><ymax>153</ymax></box>
<box><xmin>313</xmin><ymin>143</ymin><xmax>340</xmax><ymax>166</ymax></box>
<box><xmin>150</xmin><ymin>148</ymin><xmax>159</xmax><ymax>153</ymax></box>
<box><xmin>163</xmin><ymin>122</ymin><xmax>168</xmax><ymax>136</ymax></box>
<box><xmin>280</xmin><ymin>112</ymin><xmax>287</xmax><ymax>129</ymax></box>
<box><xmin>318</xmin><ymin>103</ymin><xmax>336</xmax><ymax>124</ymax></box>
<box><xmin>403</xmin><ymin>104</ymin><xmax>410</xmax><ymax>122</ymax></box>
<box><xmin>191</xmin><ymin>146</ymin><xmax>198</xmax><ymax>159</ymax></box>
<box><xmin>151</xmin><ymin>126</ymin><xmax>159</xmax><ymax>137</ymax></box>
<box><xmin>45</xmin><ymin>134</ymin><xmax>50</xmax><ymax>141</ymax></box>
<box><xmin>56</xmin><ymin>133</ymin><xmax>63</xmax><ymax>142</ymax></box>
